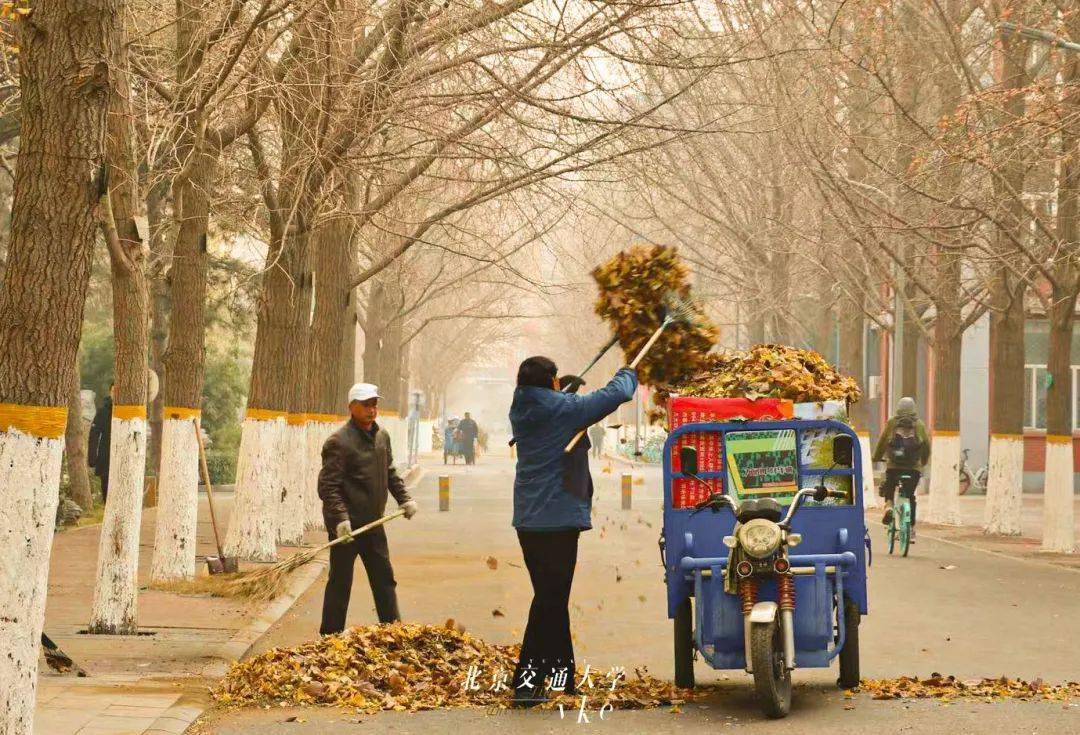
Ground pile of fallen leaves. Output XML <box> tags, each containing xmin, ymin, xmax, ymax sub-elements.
<box><xmin>216</xmin><ymin>621</ymin><xmax>696</xmax><ymax>712</ymax></box>
<box><xmin>592</xmin><ymin>244</ymin><xmax>718</xmax><ymax>387</ymax></box>
<box><xmin>859</xmin><ymin>675</ymin><xmax>1080</xmax><ymax>702</ymax></box>
<box><xmin>671</xmin><ymin>344</ymin><xmax>861</xmax><ymax>404</ymax></box>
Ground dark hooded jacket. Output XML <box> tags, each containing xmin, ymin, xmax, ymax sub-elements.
<box><xmin>510</xmin><ymin>368</ymin><xmax>636</xmax><ymax>530</ymax></box>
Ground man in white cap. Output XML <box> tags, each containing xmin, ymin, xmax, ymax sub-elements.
<box><xmin>318</xmin><ymin>382</ymin><xmax>418</xmax><ymax>634</ymax></box>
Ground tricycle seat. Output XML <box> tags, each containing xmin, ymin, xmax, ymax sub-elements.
<box><xmin>735</xmin><ymin>498</ymin><xmax>783</xmax><ymax>523</ymax></box>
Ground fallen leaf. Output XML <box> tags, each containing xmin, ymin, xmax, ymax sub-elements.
<box><xmin>485</xmin><ymin>557</ymin><xmax>498</xmax><ymax>570</ymax></box>
<box><xmin>939</xmin><ymin>565</ymin><xmax>957</xmax><ymax>571</ymax></box>
<box><xmin>491</xmin><ymin>609</ymin><xmax>505</xmax><ymax>618</ymax></box>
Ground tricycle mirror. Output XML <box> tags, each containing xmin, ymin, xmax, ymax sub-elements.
<box><xmin>832</xmin><ymin>434</ymin><xmax>854</xmax><ymax>467</ymax></box>
<box><xmin>679</xmin><ymin>446</ymin><xmax>699</xmax><ymax>476</ymax></box>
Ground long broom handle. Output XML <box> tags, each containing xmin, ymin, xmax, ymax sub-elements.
<box><xmin>313</xmin><ymin>510</ymin><xmax>407</xmax><ymax>555</ymax></box>
<box><xmin>193</xmin><ymin>418</ymin><xmax>226</xmax><ymax>559</ymax></box>
<box><xmin>564</xmin><ymin>319</ymin><xmax>673</xmax><ymax>454</ymax></box>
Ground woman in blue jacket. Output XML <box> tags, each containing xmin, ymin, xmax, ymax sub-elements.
<box><xmin>508</xmin><ymin>355</ymin><xmax>636</xmax><ymax>706</ymax></box>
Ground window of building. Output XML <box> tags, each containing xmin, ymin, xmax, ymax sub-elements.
<box><xmin>1023</xmin><ymin>364</ymin><xmax>1048</xmax><ymax>430</ymax></box>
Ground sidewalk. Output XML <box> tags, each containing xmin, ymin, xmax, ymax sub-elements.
<box><xmin>34</xmin><ymin>463</ymin><xmax>421</xmax><ymax>735</ymax></box>
<box><xmin>918</xmin><ymin>494</ymin><xmax>1080</xmax><ymax>570</ymax></box>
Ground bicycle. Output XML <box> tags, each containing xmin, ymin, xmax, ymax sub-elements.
<box><xmin>958</xmin><ymin>448</ymin><xmax>987</xmax><ymax>495</ymax></box>
<box><xmin>885</xmin><ymin>472</ymin><xmax>917</xmax><ymax>557</ymax></box>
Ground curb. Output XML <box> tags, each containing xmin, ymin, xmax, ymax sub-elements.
<box><xmin>147</xmin><ymin>463</ymin><xmax>427</xmax><ymax>734</ymax></box>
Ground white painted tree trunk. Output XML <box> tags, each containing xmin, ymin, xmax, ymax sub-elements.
<box><xmin>150</xmin><ymin>417</ymin><xmax>200</xmax><ymax>581</ymax></box>
<box><xmin>224</xmin><ymin>416</ymin><xmax>283</xmax><ymax>561</ymax></box>
<box><xmin>1042</xmin><ymin>437</ymin><xmax>1076</xmax><ymax>553</ymax></box>
<box><xmin>0</xmin><ymin>429</ymin><xmax>64</xmax><ymax>735</ymax></box>
<box><xmin>857</xmin><ymin>433</ymin><xmax>879</xmax><ymax>509</ymax></box>
<box><xmin>277</xmin><ymin>421</ymin><xmax>307</xmax><ymax>546</ymax></box>
<box><xmin>925</xmin><ymin>433</ymin><xmax>962</xmax><ymax>525</ymax></box>
<box><xmin>983</xmin><ymin>434</ymin><xmax>1024</xmax><ymax>536</ymax></box>
<box><xmin>305</xmin><ymin>420</ymin><xmax>336</xmax><ymax>530</ymax></box>
<box><xmin>89</xmin><ymin>415</ymin><xmax>147</xmax><ymax>634</ymax></box>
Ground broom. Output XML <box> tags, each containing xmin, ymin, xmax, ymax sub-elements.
<box><xmin>196</xmin><ymin>510</ymin><xmax>406</xmax><ymax>603</ymax></box>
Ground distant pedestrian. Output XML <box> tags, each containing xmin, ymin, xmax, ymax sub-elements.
<box><xmin>588</xmin><ymin>423</ymin><xmax>605</xmax><ymax>459</ymax></box>
<box><xmin>873</xmin><ymin>396</ymin><xmax>930</xmax><ymax>534</ymax></box>
<box><xmin>318</xmin><ymin>383</ymin><xmax>418</xmax><ymax>635</ymax></box>
<box><xmin>458</xmin><ymin>412</ymin><xmax>479</xmax><ymax>465</ymax></box>
<box><xmin>88</xmin><ymin>383</ymin><xmax>115</xmax><ymax>505</ymax></box>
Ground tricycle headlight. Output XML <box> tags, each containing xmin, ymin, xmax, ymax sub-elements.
<box><xmin>737</xmin><ymin>519</ymin><xmax>783</xmax><ymax>558</ymax></box>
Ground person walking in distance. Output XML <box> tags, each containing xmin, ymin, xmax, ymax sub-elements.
<box><xmin>458</xmin><ymin>412</ymin><xmax>480</xmax><ymax>465</ymax></box>
<box><xmin>88</xmin><ymin>382</ymin><xmax>115</xmax><ymax>504</ymax></box>
<box><xmin>318</xmin><ymin>383</ymin><xmax>418</xmax><ymax>634</ymax></box>
<box><xmin>873</xmin><ymin>396</ymin><xmax>930</xmax><ymax>537</ymax></box>
<box><xmin>588</xmin><ymin>422</ymin><xmax>605</xmax><ymax>459</ymax></box>
<box><xmin>508</xmin><ymin>357</ymin><xmax>636</xmax><ymax>706</ymax></box>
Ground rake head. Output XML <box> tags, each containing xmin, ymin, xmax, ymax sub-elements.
<box><xmin>660</xmin><ymin>292</ymin><xmax>702</xmax><ymax>327</ymax></box>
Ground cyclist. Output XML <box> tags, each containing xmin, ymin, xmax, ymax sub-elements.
<box><xmin>873</xmin><ymin>396</ymin><xmax>930</xmax><ymax>538</ymax></box>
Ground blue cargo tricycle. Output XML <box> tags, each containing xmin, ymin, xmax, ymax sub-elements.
<box><xmin>660</xmin><ymin>419</ymin><xmax>869</xmax><ymax>718</ymax></box>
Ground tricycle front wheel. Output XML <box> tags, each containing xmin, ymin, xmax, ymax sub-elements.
<box><xmin>750</xmin><ymin>621</ymin><xmax>791</xmax><ymax>718</ymax></box>
<box><xmin>673</xmin><ymin>597</ymin><xmax>695</xmax><ymax>688</ymax></box>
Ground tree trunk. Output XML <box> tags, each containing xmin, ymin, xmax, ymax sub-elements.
<box><xmin>152</xmin><ymin>145</ymin><xmax>216</xmax><ymax>579</ymax></box>
<box><xmin>1043</xmin><ymin>21</ymin><xmax>1079</xmax><ymax>551</ymax></box>
<box><xmin>1043</xmin><ymin>286</ymin><xmax>1077</xmax><ymax>551</ymax></box>
<box><xmin>984</xmin><ymin>31</ymin><xmax>1031</xmax><ymax>537</ymax></box>
<box><xmin>65</xmin><ymin>362</ymin><xmax>94</xmax><ymax>513</ymax></box>
<box><xmin>901</xmin><ymin>302</ymin><xmax>920</xmax><ymax>400</ymax></box>
<box><xmin>89</xmin><ymin>63</ymin><xmax>149</xmax><ymax>635</ymax></box>
<box><xmin>0</xmin><ymin>1</ymin><xmax>120</xmax><ymax>730</ymax></box>
<box><xmin>226</xmin><ymin>218</ymin><xmax>312</xmax><ymax>560</ymax></box>
<box><xmin>146</xmin><ymin>179</ymin><xmax>170</xmax><ymax>478</ymax></box>
<box><xmin>926</xmin><ymin>258</ymin><xmax>963</xmax><ymax>525</ymax></box>
<box><xmin>304</xmin><ymin>218</ymin><xmax>355</xmax><ymax>530</ymax></box>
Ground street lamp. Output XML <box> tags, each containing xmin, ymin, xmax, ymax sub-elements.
<box><xmin>999</xmin><ymin>21</ymin><xmax>1080</xmax><ymax>53</ymax></box>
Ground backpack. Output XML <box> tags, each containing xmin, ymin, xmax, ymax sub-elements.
<box><xmin>889</xmin><ymin>419</ymin><xmax>920</xmax><ymax>464</ymax></box>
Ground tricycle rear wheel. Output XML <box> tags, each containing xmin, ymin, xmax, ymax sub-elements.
<box><xmin>750</xmin><ymin>621</ymin><xmax>791</xmax><ymax>718</ymax></box>
<box><xmin>837</xmin><ymin>597</ymin><xmax>861</xmax><ymax>689</ymax></box>
<box><xmin>673</xmin><ymin>597</ymin><xmax>695</xmax><ymax>688</ymax></box>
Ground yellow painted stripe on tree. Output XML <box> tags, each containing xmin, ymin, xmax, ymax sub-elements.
<box><xmin>933</xmin><ymin>430</ymin><xmax>960</xmax><ymax>437</ymax></box>
<box><xmin>380</xmin><ymin>410</ymin><xmax>400</xmax><ymax>418</ymax></box>
<box><xmin>245</xmin><ymin>407</ymin><xmax>287</xmax><ymax>421</ymax></box>
<box><xmin>990</xmin><ymin>433</ymin><xmax>1025</xmax><ymax>440</ymax></box>
<box><xmin>1046</xmin><ymin>434</ymin><xmax>1073</xmax><ymax>445</ymax></box>
<box><xmin>0</xmin><ymin>402</ymin><xmax>68</xmax><ymax>439</ymax></box>
<box><xmin>286</xmin><ymin>413</ymin><xmax>308</xmax><ymax>426</ymax></box>
<box><xmin>305</xmin><ymin>412</ymin><xmax>346</xmax><ymax>424</ymax></box>
<box><xmin>113</xmin><ymin>404</ymin><xmax>147</xmax><ymax>420</ymax></box>
<box><xmin>163</xmin><ymin>406</ymin><xmax>201</xmax><ymax>420</ymax></box>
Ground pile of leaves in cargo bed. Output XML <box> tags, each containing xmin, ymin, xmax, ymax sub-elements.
<box><xmin>592</xmin><ymin>244</ymin><xmax>718</xmax><ymax>387</ymax></box>
<box><xmin>857</xmin><ymin>674</ymin><xmax>1080</xmax><ymax>702</ymax></box>
<box><xmin>215</xmin><ymin>621</ymin><xmax>697</xmax><ymax>712</ymax></box>
<box><xmin>673</xmin><ymin>344</ymin><xmax>861</xmax><ymax>404</ymax></box>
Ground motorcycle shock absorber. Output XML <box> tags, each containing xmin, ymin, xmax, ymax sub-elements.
<box><xmin>777</xmin><ymin>573</ymin><xmax>796</xmax><ymax>671</ymax></box>
<box><xmin>739</xmin><ymin>578</ymin><xmax>758</xmax><ymax>672</ymax></box>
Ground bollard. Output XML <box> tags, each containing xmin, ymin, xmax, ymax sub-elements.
<box><xmin>439</xmin><ymin>475</ymin><xmax>451</xmax><ymax>511</ymax></box>
<box><xmin>621</xmin><ymin>473</ymin><xmax>632</xmax><ymax>510</ymax></box>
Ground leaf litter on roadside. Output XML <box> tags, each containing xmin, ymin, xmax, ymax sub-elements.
<box><xmin>216</xmin><ymin>622</ymin><xmax>704</xmax><ymax>713</ymax></box>
<box><xmin>857</xmin><ymin>675</ymin><xmax>1080</xmax><ymax>703</ymax></box>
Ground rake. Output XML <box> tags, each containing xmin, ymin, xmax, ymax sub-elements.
<box><xmin>565</xmin><ymin>292</ymin><xmax>700</xmax><ymax>453</ymax></box>
<box><xmin>209</xmin><ymin>510</ymin><xmax>407</xmax><ymax>602</ymax></box>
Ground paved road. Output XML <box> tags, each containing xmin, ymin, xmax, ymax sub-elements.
<box><xmin>194</xmin><ymin>452</ymin><xmax>1080</xmax><ymax>734</ymax></box>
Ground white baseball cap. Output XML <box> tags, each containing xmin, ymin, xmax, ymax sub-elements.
<box><xmin>347</xmin><ymin>383</ymin><xmax>380</xmax><ymax>403</ymax></box>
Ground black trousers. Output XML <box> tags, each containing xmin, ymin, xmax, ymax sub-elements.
<box><xmin>319</xmin><ymin>527</ymin><xmax>400</xmax><ymax>635</ymax></box>
<box><xmin>513</xmin><ymin>529</ymin><xmax>580</xmax><ymax>697</ymax></box>
<box><xmin>880</xmin><ymin>468</ymin><xmax>920</xmax><ymax>527</ymax></box>
<box><xmin>97</xmin><ymin>465</ymin><xmax>110</xmax><ymax>505</ymax></box>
